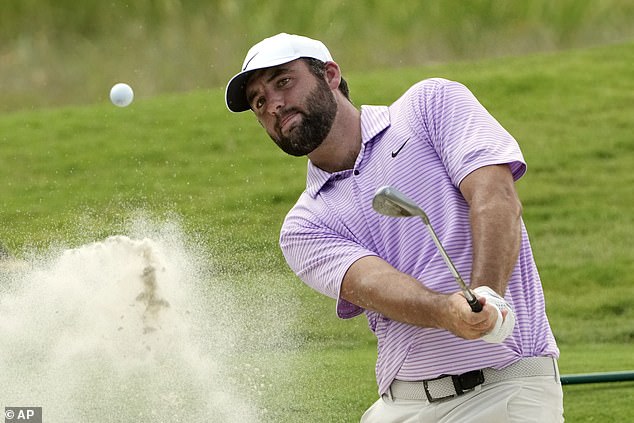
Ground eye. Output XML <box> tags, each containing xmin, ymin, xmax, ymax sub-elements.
<box><xmin>253</xmin><ymin>96</ymin><xmax>265</xmax><ymax>110</ymax></box>
<box><xmin>277</xmin><ymin>77</ymin><xmax>290</xmax><ymax>87</ymax></box>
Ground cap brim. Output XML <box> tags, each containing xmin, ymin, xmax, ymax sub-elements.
<box><xmin>225</xmin><ymin>71</ymin><xmax>254</xmax><ymax>113</ymax></box>
<box><xmin>225</xmin><ymin>54</ymin><xmax>314</xmax><ymax>113</ymax></box>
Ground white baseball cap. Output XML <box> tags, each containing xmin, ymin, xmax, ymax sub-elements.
<box><xmin>225</xmin><ymin>33</ymin><xmax>333</xmax><ymax>112</ymax></box>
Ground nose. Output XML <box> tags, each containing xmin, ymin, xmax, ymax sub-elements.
<box><xmin>265</xmin><ymin>90</ymin><xmax>284</xmax><ymax>116</ymax></box>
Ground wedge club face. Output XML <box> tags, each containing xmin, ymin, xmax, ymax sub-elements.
<box><xmin>372</xmin><ymin>186</ymin><xmax>430</xmax><ymax>224</ymax></box>
<box><xmin>372</xmin><ymin>186</ymin><xmax>482</xmax><ymax>312</ymax></box>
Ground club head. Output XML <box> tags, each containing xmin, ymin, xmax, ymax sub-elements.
<box><xmin>372</xmin><ymin>186</ymin><xmax>429</xmax><ymax>223</ymax></box>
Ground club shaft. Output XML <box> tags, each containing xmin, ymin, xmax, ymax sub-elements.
<box><xmin>372</xmin><ymin>186</ymin><xmax>482</xmax><ymax>312</ymax></box>
<box><xmin>421</xmin><ymin>218</ymin><xmax>479</xmax><ymax>305</ymax></box>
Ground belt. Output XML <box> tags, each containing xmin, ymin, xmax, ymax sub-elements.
<box><xmin>387</xmin><ymin>357</ymin><xmax>559</xmax><ymax>403</ymax></box>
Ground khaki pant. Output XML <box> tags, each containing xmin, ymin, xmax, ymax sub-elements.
<box><xmin>361</xmin><ymin>376</ymin><xmax>564</xmax><ymax>422</ymax></box>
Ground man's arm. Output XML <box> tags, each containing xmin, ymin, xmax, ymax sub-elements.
<box><xmin>459</xmin><ymin>164</ymin><xmax>523</xmax><ymax>295</ymax></box>
<box><xmin>339</xmin><ymin>164</ymin><xmax>520</xmax><ymax>339</ymax></box>
<box><xmin>340</xmin><ymin>256</ymin><xmax>498</xmax><ymax>340</ymax></box>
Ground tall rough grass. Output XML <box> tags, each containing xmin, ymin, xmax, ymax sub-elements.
<box><xmin>2</xmin><ymin>0</ymin><xmax>634</xmax><ymax>112</ymax></box>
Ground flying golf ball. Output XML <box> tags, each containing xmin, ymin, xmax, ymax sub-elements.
<box><xmin>110</xmin><ymin>83</ymin><xmax>134</xmax><ymax>107</ymax></box>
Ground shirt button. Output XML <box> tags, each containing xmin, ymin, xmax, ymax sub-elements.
<box><xmin>354</xmin><ymin>169</ymin><xmax>360</xmax><ymax>176</ymax></box>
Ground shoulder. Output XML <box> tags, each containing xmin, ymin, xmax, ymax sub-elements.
<box><xmin>386</xmin><ymin>78</ymin><xmax>469</xmax><ymax>130</ymax></box>
<box><xmin>389</xmin><ymin>78</ymin><xmax>472</xmax><ymax>116</ymax></box>
<box><xmin>280</xmin><ymin>191</ymin><xmax>332</xmax><ymax>242</ymax></box>
<box><xmin>394</xmin><ymin>78</ymin><xmax>482</xmax><ymax>124</ymax></box>
<box><xmin>399</xmin><ymin>78</ymin><xmax>472</xmax><ymax>103</ymax></box>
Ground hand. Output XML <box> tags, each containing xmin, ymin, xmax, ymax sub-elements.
<box><xmin>473</xmin><ymin>286</ymin><xmax>515</xmax><ymax>343</ymax></box>
<box><xmin>443</xmin><ymin>291</ymin><xmax>500</xmax><ymax>340</ymax></box>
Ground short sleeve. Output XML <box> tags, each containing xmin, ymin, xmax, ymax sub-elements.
<box><xmin>409</xmin><ymin>79</ymin><xmax>526</xmax><ymax>186</ymax></box>
<box><xmin>280</xmin><ymin>198</ymin><xmax>377</xmax><ymax>319</ymax></box>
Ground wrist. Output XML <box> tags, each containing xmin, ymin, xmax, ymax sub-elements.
<box><xmin>471</xmin><ymin>283</ymin><xmax>506</xmax><ymax>297</ymax></box>
<box><xmin>425</xmin><ymin>292</ymin><xmax>454</xmax><ymax>330</ymax></box>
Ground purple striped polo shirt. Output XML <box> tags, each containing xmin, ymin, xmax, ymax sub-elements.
<box><xmin>280</xmin><ymin>78</ymin><xmax>559</xmax><ymax>395</ymax></box>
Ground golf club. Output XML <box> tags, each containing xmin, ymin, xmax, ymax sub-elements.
<box><xmin>372</xmin><ymin>185</ymin><xmax>483</xmax><ymax>312</ymax></box>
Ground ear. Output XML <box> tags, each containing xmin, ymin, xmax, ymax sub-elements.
<box><xmin>323</xmin><ymin>61</ymin><xmax>342</xmax><ymax>91</ymax></box>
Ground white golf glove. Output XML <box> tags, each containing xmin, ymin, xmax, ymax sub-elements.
<box><xmin>473</xmin><ymin>286</ymin><xmax>515</xmax><ymax>344</ymax></box>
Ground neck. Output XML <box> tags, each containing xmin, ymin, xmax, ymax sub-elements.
<box><xmin>308</xmin><ymin>98</ymin><xmax>361</xmax><ymax>173</ymax></box>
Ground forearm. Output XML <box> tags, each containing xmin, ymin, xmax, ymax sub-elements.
<box><xmin>469</xmin><ymin>199</ymin><xmax>521</xmax><ymax>293</ymax></box>
<box><xmin>341</xmin><ymin>256</ymin><xmax>446</xmax><ymax>328</ymax></box>
<box><xmin>340</xmin><ymin>255</ymin><xmax>497</xmax><ymax>339</ymax></box>
<box><xmin>461</xmin><ymin>165</ymin><xmax>523</xmax><ymax>294</ymax></box>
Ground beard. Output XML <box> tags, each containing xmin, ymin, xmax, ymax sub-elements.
<box><xmin>270</xmin><ymin>78</ymin><xmax>338</xmax><ymax>157</ymax></box>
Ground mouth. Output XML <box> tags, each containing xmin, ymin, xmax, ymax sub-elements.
<box><xmin>278</xmin><ymin>111</ymin><xmax>301</xmax><ymax>135</ymax></box>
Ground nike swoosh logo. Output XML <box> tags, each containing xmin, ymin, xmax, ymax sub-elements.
<box><xmin>243</xmin><ymin>52</ymin><xmax>260</xmax><ymax>71</ymax></box>
<box><xmin>391</xmin><ymin>138</ymin><xmax>410</xmax><ymax>158</ymax></box>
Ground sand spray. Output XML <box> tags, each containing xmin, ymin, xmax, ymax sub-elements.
<box><xmin>0</xmin><ymin>218</ymin><xmax>290</xmax><ymax>422</ymax></box>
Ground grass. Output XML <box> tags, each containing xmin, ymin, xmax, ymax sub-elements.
<box><xmin>1</xmin><ymin>41</ymin><xmax>633</xmax><ymax>421</ymax></box>
<box><xmin>244</xmin><ymin>341</ymin><xmax>634</xmax><ymax>422</ymax></box>
<box><xmin>3</xmin><ymin>0</ymin><xmax>634</xmax><ymax>112</ymax></box>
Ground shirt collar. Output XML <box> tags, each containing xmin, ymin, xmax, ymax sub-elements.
<box><xmin>305</xmin><ymin>105</ymin><xmax>390</xmax><ymax>198</ymax></box>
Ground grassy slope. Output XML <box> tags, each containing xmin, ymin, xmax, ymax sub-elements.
<box><xmin>3</xmin><ymin>0</ymin><xmax>634</xmax><ymax>112</ymax></box>
<box><xmin>1</xmin><ymin>42</ymin><xmax>632</xmax><ymax>422</ymax></box>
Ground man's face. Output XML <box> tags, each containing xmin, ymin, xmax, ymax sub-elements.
<box><xmin>245</xmin><ymin>59</ymin><xmax>337</xmax><ymax>156</ymax></box>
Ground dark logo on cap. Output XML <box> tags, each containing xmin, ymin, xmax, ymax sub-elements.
<box><xmin>243</xmin><ymin>52</ymin><xmax>260</xmax><ymax>71</ymax></box>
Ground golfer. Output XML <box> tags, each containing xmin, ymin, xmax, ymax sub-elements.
<box><xmin>226</xmin><ymin>33</ymin><xmax>564</xmax><ymax>422</ymax></box>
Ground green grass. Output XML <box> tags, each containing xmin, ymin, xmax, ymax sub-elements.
<box><xmin>3</xmin><ymin>0</ymin><xmax>634</xmax><ymax>112</ymax></box>
<box><xmin>241</xmin><ymin>341</ymin><xmax>634</xmax><ymax>422</ymax></box>
<box><xmin>1</xmin><ymin>42</ymin><xmax>633</xmax><ymax>421</ymax></box>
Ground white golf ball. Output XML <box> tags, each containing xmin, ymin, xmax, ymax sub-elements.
<box><xmin>110</xmin><ymin>83</ymin><xmax>134</xmax><ymax>107</ymax></box>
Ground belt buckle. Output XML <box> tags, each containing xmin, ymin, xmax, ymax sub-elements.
<box><xmin>453</xmin><ymin>369</ymin><xmax>485</xmax><ymax>394</ymax></box>
<box><xmin>423</xmin><ymin>370</ymin><xmax>485</xmax><ymax>403</ymax></box>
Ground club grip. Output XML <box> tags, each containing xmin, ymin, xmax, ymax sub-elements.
<box><xmin>467</xmin><ymin>296</ymin><xmax>483</xmax><ymax>313</ymax></box>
